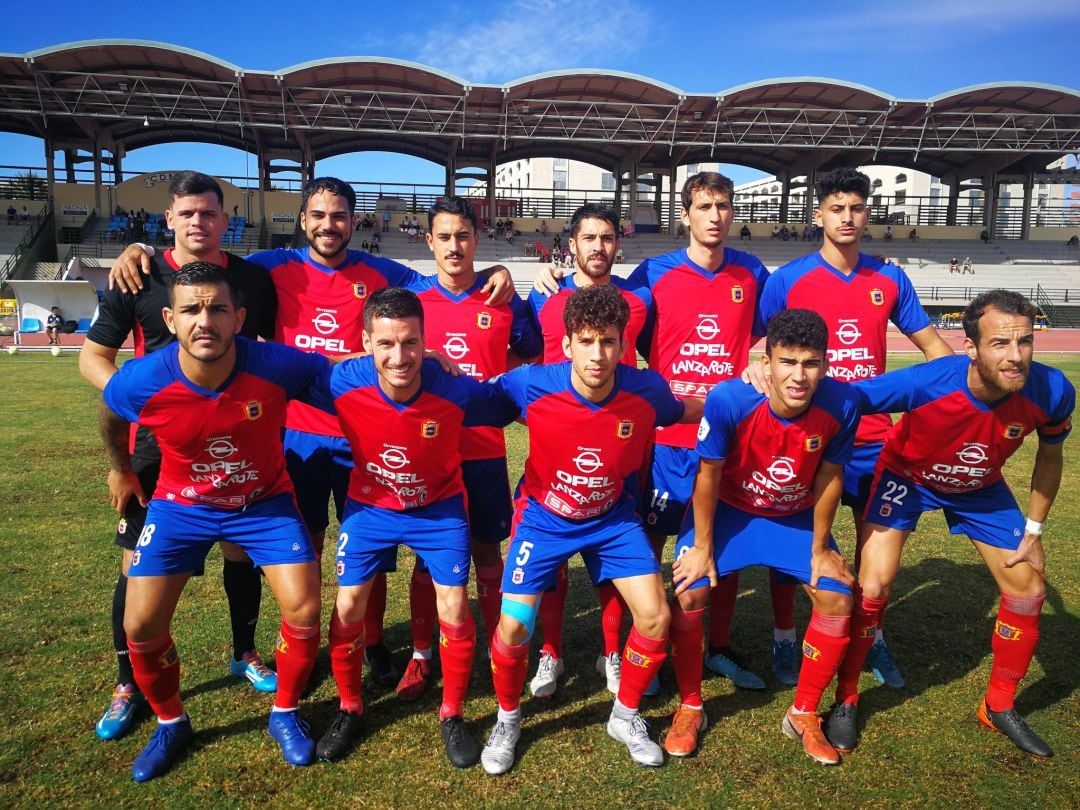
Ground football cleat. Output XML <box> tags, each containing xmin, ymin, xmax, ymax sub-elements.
<box><xmin>771</xmin><ymin>639</ymin><xmax>801</xmax><ymax>686</ymax></box>
<box><xmin>529</xmin><ymin>652</ymin><xmax>565</xmax><ymax>699</ymax></box>
<box><xmin>96</xmin><ymin>683</ymin><xmax>144</xmax><ymax>740</ymax></box>
<box><xmin>825</xmin><ymin>702</ymin><xmax>859</xmax><ymax>753</ymax></box>
<box><xmin>664</xmin><ymin>705</ymin><xmax>707</xmax><ymax>757</ymax></box>
<box><xmin>364</xmin><ymin>642</ymin><xmax>400</xmax><ymax>688</ymax></box>
<box><xmin>268</xmin><ymin>710</ymin><xmax>316</xmax><ymax>766</ymax></box>
<box><xmin>866</xmin><ymin>638</ymin><xmax>905</xmax><ymax>689</ymax></box>
<box><xmin>596</xmin><ymin>652</ymin><xmax>621</xmax><ymax>695</ymax></box>
<box><xmin>607</xmin><ymin>711</ymin><xmax>664</xmax><ymax>767</ymax></box>
<box><xmin>316</xmin><ymin>709</ymin><xmax>363</xmax><ymax>762</ymax></box>
<box><xmin>782</xmin><ymin>707</ymin><xmax>841</xmax><ymax>765</ymax></box>
<box><xmin>480</xmin><ymin>719</ymin><xmax>522</xmax><ymax>775</ymax></box>
<box><xmin>978</xmin><ymin>700</ymin><xmax>1053</xmax><ymax>759</ymax></box>
<box><xmin>704</xmin><ymin>647</ymin><xmax>765</xmax><ymax>690</ymax></box>
<box><xmin>131</xmin><ymin>718</ymin><xmax>194</xmax><ymax>782</ymax></box>
<box><xmin>440</xmin><ymin>715</ymin><xmax>480</xmax><ymax>769</ymax></box>
<box><xmin>395</xmin><ymin>657</ymin><xmax>432</xmax><ymax>702</ymax></box>
<box><xmin>230</xmin><ymin>651</ymin><xmax>278</xmax><ymax>693</ymax></box>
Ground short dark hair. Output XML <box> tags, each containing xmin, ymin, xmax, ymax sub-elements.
<box><xmin>681</xmin><ymin>171</ymin><xmax>735</xmax><ymax>211</ymax></box>
<box><xmin>428</xmin><ymin>196</ymin><xmax>477</xmax><ymax>231</ymax></box>
<box><xmin>168</xmin><ymin>171</ymin><xmax>224</xmax><ymax>208</ymax></box>
<box><xmin>765</xmin><ymin>309</ymin><xmax>829</xmax><ymax>355</ymax></box>
<box><xmin>962</xmin><ymin>289</ymin><xmax>1038</xmax><ymax>341</ymax></box>
<box><xmin>301</xmin><ymin>177</ymin><xmax>356</xmax><ymax>215</ymax></box>
<box><xmin>815</xmin><ymin>167</ymin><xmax>871</xmax><ymax>204</ymax></box>
<box><xmin>569</xmin><ymin>203</ymin><xmax>619</xmax><ymax>240</ymax></box>
<box><xmin>563</xmin><ymin>284</ymin><xmax>629</xmax><ymax>338</ymax></box>
<box><xmin>363</xmin><ymin>287</ymin><xmax>424</xmax><ymax>332</ymax></box>
<box><xmin>169</xmin><ymin>261</ymin><xmax>239</xmax><ymax>307</ymax></box>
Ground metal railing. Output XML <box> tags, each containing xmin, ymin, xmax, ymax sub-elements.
<box><xmin>915</xmin><ymin>285</ymin><xmax>1078</xmax><ymax>304</ymax></box>
<box><xmin>0</xmin><ymin>201</ymin><xmax>53</xmax><ymax>287</ymax></box>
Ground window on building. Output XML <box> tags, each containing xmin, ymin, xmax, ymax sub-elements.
<box><xmin>553</xmin><ymin>169</ymin><xmax>567</xmax><ymax>190</ymax></box>
<box><xmin>930</xmin><ymin>175</ymin><xmax>941</xmax><ymax>185</ymax></box>
<box><xmin>872</xmin><ymin>194</ymin><xmax>882</xmax><ymax>207</ymax></box>
<box><xmin>895</xmin><ymin>173</ymin><xmax>908</xmax><ymax>184</ymax></box>
<box><xmin>895</xmin><ymin>190</ymin><xmax>906</xmax><ymax>204</ymax></box>
<box><xmin>553</xmin><ymin>158</ymin><xmax>567</xmax><ymax>169</ymax></box>
<box><xmin>872</xmin><ymin>179</ymin><xmax>883</xmax><ymax>189</ymax></box>
<box><xmin>601</xmin><ymin>172</ymin><xmax>615</xmax><ymax>191</ymax></box>
<box><xmin>686</xmin><ymin>163</ymin><xmax>700</xmax><ymax>175</ymax></box>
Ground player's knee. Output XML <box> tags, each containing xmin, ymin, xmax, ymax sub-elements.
<box><xmin>435</xmin><ymin>587</ymin><xmax>470</xmax><ymax>623</ymax></box>
<box><xmin>857</xmin><ymin>574</ymin><xmax>893</xmax><ymax>602</ymax></box>
<box><xmin>676</xmin><ymin>585</ymin><xmax>709</xmax><ymax>613</ymax></box>
<box><xmin>335</xmin><ymin>587</ymin><xmax>367</xmax><ymax>625</ymax></box>
<box><xmin>816</xmin><ymin>590</ymin><xmax>853</xmax><ymax>616</ymax></box>
<box><xmin>632</xmin><ymin>600</ymin><xmax>670</xmax><ymax>638</ymax></box>
<box><xmin>499</xmin><ymin>597</ymin><xmax>537</xmax><ymax>645</ymax></box>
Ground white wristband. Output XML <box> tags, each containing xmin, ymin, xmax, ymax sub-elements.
<box><xmin>1025</xmin><ymin>518</ymin><xmax>1044</xmax><ymax>536</ymax></box>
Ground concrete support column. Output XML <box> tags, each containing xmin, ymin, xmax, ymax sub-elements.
<box><xmin>92</xmin><ymin>141</ymin><xmax>103</xmax><ymax>217</ymax></box>
<box><xmin>982</xmin><ymin>174</ymin><xmax>997</xmax><ymax>236</ymax></box>
<box><xmin>614</xmin><ymin>172</ymin><xmax>624</xmax><ymax>221</ymax></box>
<box><xmin>804</xmin><ymin>170</ymin><xmax>816</xmax><ymax>224</ymax></box>
<box><xmin>669</xmin><ymin>161</ymin><xmax>679</xmax><ymax>234</ymax></box>
<box><xmin>1020</xmin><ymin>170</ymin><xmax>1035</xmax><ymax>240</ymax></box>
<box><xmin>112</xmin><ymin>149</ymin><xmax>123</xmax><ymax>185</ymax></box>
<box><xmin>44</xmin><ymin>138</ymin><xmax>55</xmax><ymax>204</ymax></box>
<box><xmin>627</xmin><ymin>164</ymin><xmax>639</xmax><ymax>224</ymax></box>
<box><xmin>257</xmin><ymin>151</ymin><xmax>267</xmax><ymax>225</ymax></box>
<box><xmin>945</xmin><ymin>173</ymin><xmax>960</xmax><ymax>226</ymax></box>
<box><xmin>486</xmin><ymin>156</ymin><xmax>496</xmax><ymax>225</ymax></box>
<box><xmin>778</xmin><ymin>172</ymin><xmax>791</xmax><ymax>225</ymax></box>
<box><xmin>64</xmin><ymin>149</ymin><xmax>77</xmax><ymax>184</ymax></box>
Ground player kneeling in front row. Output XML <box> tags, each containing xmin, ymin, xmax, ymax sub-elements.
<box><xmin>826</xmin><ymin>289</ymin><xmax>1073</xmax><ymax>759</ymax></box>
<box><xmin>479</xmin><ymin>284</ymin><xmax>704</xmax><ymax>774</ymax></box>
<box><xmin>99</xmin><ymin>263</ymin><xmax>328</xmax><ymax>781</ymax></box>
<box><xmin>668</xmin><ymin>309</ymin><xmax>860</xmax><ymax>764</ymax></box>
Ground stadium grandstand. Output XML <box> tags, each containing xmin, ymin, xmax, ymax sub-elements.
<box><xmin>0</xmin><ymin>39</ymin><xmax>1078</xmax><ymax>346</ymax></box>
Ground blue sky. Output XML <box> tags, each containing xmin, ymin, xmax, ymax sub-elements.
<box><xmin>1</xmin><ymin>0</ymin><xmax>1077</xmax><ymax>187</ymax></box>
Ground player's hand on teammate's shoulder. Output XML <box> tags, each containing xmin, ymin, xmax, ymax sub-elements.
<box><xmin>741</xmin><ymin>361</ymin><xmax>773</xmax><ymax>395</ymax></box>
<box><xmin>809</xmin><ymin>548</ymin><xmax>854</xmax><ymax>591</ymax></box>
<box><xmin>533</xmin><ymin>264</ymin><xmax>564</xmax><ymax>296</ymax></box>
<box><xmin>109</xmin><ymin>243</ymin><xmax>154</xmax><ymax>293</ymax></box>
<box><xmin>424</xmin><ymin>349</ymin><xmax>464</xmax><ymax>376</ymax></box>
<box><xmin>1003</xmin><ymin>532</ymin><xmax>1046</xmax><ymax>576</ymax></box>
<box><xmin>672</xmin><ymin>544</ymin><xmax>718</xmax><ymax>595</ymax></box>
<box><xmin>480</xmin><ymin>265</ymin><xmax>514</xmax><ymax>306</ymax></box>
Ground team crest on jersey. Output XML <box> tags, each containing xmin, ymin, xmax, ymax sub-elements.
<box><xmin>879</xmin><ymin>503</ymin><xmax>892</xmax><ymax>518</ymax></box>
<box><xmin>870</xmin><ymin>288</ymin><xmax>885</xmax><ymax>306</ymax></box>
<box><xmin>995</xmin><ymin>620</ymin><xmax>1023</xmax><ymax>641</ymax></box>
<box><xmin>731</xmin><ymin>285</ymin><xmax>744</xmax><ymax>304</ymax></box>
<box><xmin>802</xmin><ymin>641</ymin><xmax>821</xmax><ymax>662</ymax></box>
<box><xmin>421</xmin><ymin>420</ymin><xmax>439</xmax><ymax>439</ymax></box>
<box><xmin>477</xmin><ymin>312</ymin><xmax>492</xmax><ymax>330</ymax></box>
<box><xmin>512</xmin><ymin>567</ymin><xmax>524</xmax><ymax>585</ymax></box>
<box><xmin>336</xmin><ymin>560</ymin><xmax>345</xmax><ymax>577</ymax></box>
<box><xmin>616</xmin><ymin>420</ymin><xmax>634</xmax><ymax>439</ymax></box>
<box><xmin>243</xmin><ymin>400</ymin><xmax>263</xmax><ymax>420</ymax></box>
<box><xmin>131</xmin><ymin>550</ymin><xmax>141</xmax><ymax>567</ymax></box>
<box><xmin>352</xmin><ymin>282</ymin><xmax>368</xmax><ymax>299</ymax></box>
<box><xmin>805</xmin><ymin>434</ymin><xmax>822</xmax><ymax>453</ymax></box>
<box><xmin>1003</xmin><ymin>423</ymin><xmax>1025</xmax><ymax>440</ymax></box>
<box><xmin>117</xmin><ymin>518</ymin><xmax>128</xmax><ymax>535</ymax></box>
<box><xmin>624</xmin><ymin>646</ymin><xmax>653</xmax><ymax>668</ymax></box>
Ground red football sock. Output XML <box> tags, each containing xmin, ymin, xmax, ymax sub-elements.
<box><xmin>708</xmin><ymin>573</ymin><xmax>739</xmax><ymax>649</ymax></box>
<box><xmin>669</xmin><ymin>602</ymin><xmax>705</xmax><ymax>708</ymax></box>
<box><xmin>409</xmin><ymin>565</ymin><xmax>437</xmax><ymax>652</ymax></box>
<box><xmin>276</xmin><ymin>620</ymin><xmax>320</xmax><ymax>710</ymax></box>
<box><xmin>327</xmin><ymin>616</ymin><xmax>364</xmax><ymax>713</ymax></box>
<box><xmin>490</xmin><ymin>630</ymin><xmax>529</xmax><ymax>713</ymax></box>
<box><xmin>985</xmin><ymin>592</ymin><xmax>1044</xmax><ymax>712</ymax></box>
<box><xmin>538</xmin><ymin>564</ymin><xmax>568</xmax><ymax>658</ymax></box>
<box><xmin>770</xmin><ymin>573</ymin><xmax>797</xmax><ymax>632</ymax></box>
<box><xmin>438</xmin><ymin>616</ymin><xmax>476</xmax><ymax>720</ymax></box>
<box><xmin>598</xmin><ymin>583</ymin><xmax>627</xmax><ymax>656</ymax></box>
<box><xmin>363</xmin><ymin>572</ymin><xmax>387</xmax><ymax>646</ymax></box>
<box><xmin>474</xmin><ymin>562</ymin><xmax>504</xmax><ymax>645</ymax></box>
<box><xmin>794</xmin><ymin>611</ymin><xmax>850</xmax><ymax>713</ymax></box>
<box><xmin>617</xmin><ymin>626</ymin><xmax>668</xmax><ymax>711</ymax></box>
<box><xmin>127</xmin><ymin>633</ymin><xmax>183</xmax><ymax>721</ymax></box>
<box><xmin>834</xmin><ymin>593</ymin><xmax>888</xmax><ymax>705</ymax></box>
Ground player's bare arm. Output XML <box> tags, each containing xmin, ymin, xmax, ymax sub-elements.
<box><xmin>109</xmin><ymin>243</ymin><xmax>155</xmax><ymax>293</ymax></box>
<box><xmin>677</xmin><ymin>397</ymin><xmax>705</xmax><ymax>425</ymax></box>
<box><xmin>98</xmin><ymin>399</ymin><xmax>146</xmax><ymax>513</ymax></box>
<box><xmin>478</xmin><ymin>264</ymin><xmax>514</xmax><ymax>306</ymax></box>
<box><xmin>907</xmin><ymin>323</ymin><xmax>954</xmax><ymax>361</ymax></box>
<box><xmin>79</xmin><ymin>339</ymin><xmax>122</xmax><ymax>391</ymax></box>
<box><xmin>1003</xmin><ymin>439</ymin><xmax>1063</xmax><ymax>575</ymax></box>
<box><xmin>672</xmin><ymin>457</ymin><xmax>722</xmax><ymax>594</ymax></box>
<box><xmin>532</xmin><ymin>262</ymin><xmax>565</xmax><ymax>295</ymax></box>
<box><xmin>809</xmin><ymin>460</ymin><xmax>853</xmax><ymax>590</ymax></box>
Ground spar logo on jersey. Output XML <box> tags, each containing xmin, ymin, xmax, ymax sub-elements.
<box><xmin>802</xmin><ymin>641</ymin><xmax>822</xmax><ymax>662</ymax></box>
<box><xmin>443</xmin><ymin>334</ymin><xmax>469</xmax><ymax>360</ymax></box>
<box><xmin>805</xmin><ymin>434</ymin><xmax>822</xmax><ymax>453</ymax></box>
<box><xmin>243</xmin><ymin>400</ymin><xmax>263</xmax><ymax>420</ymax></box>
<box><xmin>477</xmin><ymin>311</ymin><xmax>492</xmax><ymax>329</ymax></box>
<box><xmin>616</xmin><ymin>420</ymin><xmax>634</xmax><ymax>439</ymax></box>
<box><xmin>352</xmin><ymin>282</ymin><xmax>368</xmax><ymax>299</ymax></box>
<box><xmin>995</xmin><ymin>620</ymin><xmax>1023</xmax><ymax>641</ymax></box>
<box><xmin>731</xmin><ymin>285</ymin><xmax>744</xmax><ymax>304</ymax></box>
<box><xmin>1004</xmin><ymin>423</ymin><xmax>1025</xmax><ymax>440</ymax></box>
<box><xmin>421</xmin><ymin>420</ymin><xmax>439</xmax><ymax>439</ymax></box>
<box><xmin>870</xmin><ymin>288</ymin><xmax>885</xmax><ymax>306</ymax></box>
<box><xmin>624</xmin><ymin>646</ymin><xmax>653</xmax><ymax>668</ymax></box>
<box><xmin>208</xmin><ymin>437</ymin><xmax>238</xmax><ymax>459</ymax></box>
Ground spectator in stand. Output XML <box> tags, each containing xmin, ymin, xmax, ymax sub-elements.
<box><xmin>981</xmin><ymin>229</ymin><xmax>991</xmax><ymax>244</ymax></box>
<box><xmin>6</xmin><ymin>204</ymin><xmax>15</xmax><ymax>224</ymax></box>
<box><xmin>740</xmin><ymin>224</ymin><xmax>752</xmax><ymax>241</ymax></box>
<box><xmin>949</xmin><ymin>257</ymin><xmax>960</xmax><ymax>274</ymax></box>
<box><xmin>780</xmin><ymin>225</ymin><xmax>790</xmax><ymax>241</ymax></box>
<box><xmin>370</xmin><ymin>232</ymin><xmax>380</xmax><ymax>254</ymax></box>
<box><xmin>908</xmin><ymin>228</ymin><xmax>919</xmax><ymax>241</ymax></box>
<box><xmin>884</xmin><ymin>225</ymin><xmax>893</xmax><ymax>241</ymax></box>
<box><xmin>382</xmin><ymin>207</ymin><xmax>392</xmax><ymax>233</ymax></box>
<box><xmin>539</xmin><ymin>220</ymin><xmax>549</xmax><ymax>236</ymax></box>
<box><xmin>46</xmin><ymin>306</ymin><xmax>64</xmax><ymax>345</ymax></box>
<box><xmin>862</xmin><ymin>227</ymin><xmax>873</xmax><ymax>241</ymax></box>
<box><xmin>963</xmin><ymin>256</ymin><xmax>974</xmax><ymax>274</ymax></box>
<box><xmin>20</xmin><ymin>205</ymin><xmax>31</xmax><ymax>223</ymax></box>
<box><xmin>623</xmin><ymin>221</ymin><xmax>636</xmax><ymax>239</ymax></box>
<box><xmin>1065</xmin><ymin>235</ymin><xmax>1078</xmax><ymax>250</ymax></box>
<box><xmin>771</xmin><ymin>224</ymin><xmax>781</xmax><ymax>240</ymax></box>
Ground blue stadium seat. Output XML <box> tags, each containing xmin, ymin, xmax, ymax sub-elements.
<box><xmin>20</xmin><ymin>317</ymin><xmax>42</xmax><ymax>332</ymax></box>
<box><xmin>76</xmin><ymin>317</ymin><xmax>92</xmax><ymax>333</ymax></box>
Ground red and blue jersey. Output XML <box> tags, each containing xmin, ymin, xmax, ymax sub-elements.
<box><xmin>103</xmin><ymin>337</ymin><xmax>332</xmax><ymax>509</ymax></box>
<box><xmin>853</xmin><ymin>355</ymin><xmax>1074</xmax><ymax>494</ymax></box>
<box><xmin>329</xmin><ymin>357</ymin><xmax>519</xmax><ymax>511</ymax></box>
<box><xmin>760</xmin><ymin>252</ymin><xmax>932</xmax><ymax>445</ymax></box>
<box><xmin>417</xmin><ymin>276</ymin><xmax>542</xmax><ymax>460</ymax></box>
<box><xmin>629</xmin><ymin>247</ymin><xmax>768</xmax><ymax>449</ymax></box>
<box><xmin>697</xmin><ymin>377</ymin><xmax>859</xmax><ymax>515</ymax></box>
<box><xmin>246</xmin><ymin>247</ymin><xmax>425</xmax><ymax>438</ymax></box>
<box><xmin>526</xmin><ymin>274</ymin><xmax>652</xmax><ymax>366</ymax></box>
<box><xmin>490</xmin><ymin>363</ymin><xmax>685</xmax><ymax>522</ymax></box>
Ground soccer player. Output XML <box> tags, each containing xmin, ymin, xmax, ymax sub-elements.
<box><xmin>524</xmin><ymin>203</ymin><xmax>653</xmax><ymax>698</ymax></box>
<box><xmin>314</xmin><ymin>287</ymin><xmax>519</xmax><ymax>767</ymax></box>
<box><xmin>666</xmin><ymin>309</ymin><xmax>860</xmax><ymax>764</ymax></box>
<box><xmin>479</xmin><ymin>285</ymin><xmax>704</xmax><ymax>774</ymax></box>
<box><xmin>824</xmin><ymin>289</ymin><xmax>1072</xmax><ymax>759</ymax></box>
<box><xmin>81</xmin><ymin>171</ymin><xmax>279</xmax><ymax>743</ymax></box>
<box><xmin>111</xmin><ymin>177</ymin><xmax>515</xmax><ymax>687</ymax></box>
<box><xmin>98</xmin><ymin>263</ymin><xmax>328</xmax><ymax>781</ymax></box>
<box><xmin>759</xmin><ymin>167</ymin><xmax>953</xmax><ymax>687</ymax></box>
<box><xmin>397</xmin><ymin>196</ymin><xmax>541</xmax><ymax>701</ymax></box>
